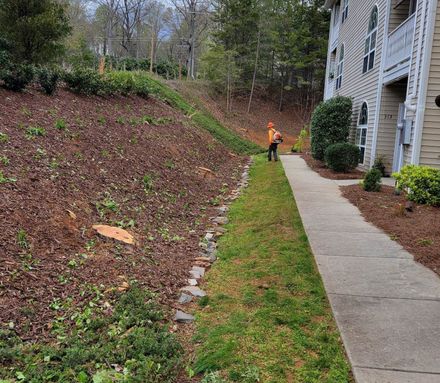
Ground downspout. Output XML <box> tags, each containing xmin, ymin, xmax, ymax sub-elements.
<box><xmin>324</xmin><ymin>5</ymin><xmax>335</xmax><ymax>100</ymax></box>
<box><xmin>411</xmin><ymin>0</ymin><xmax>438</xmax><ymax>164</ymax></box>
<box><xmin>405</xmin><ymin>0</ymin><xmax>428</xmax><ymax>112</ymax></box>
<box><xmin>370</xmin><ymin>0</ymin><xmax>392</xmax><ymax>168</ymax></box>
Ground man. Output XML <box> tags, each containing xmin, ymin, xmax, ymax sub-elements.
<box><xmin>267</xmin><ymin>122</ymin><xmax>278</xmax><ymax>162</ymax></box>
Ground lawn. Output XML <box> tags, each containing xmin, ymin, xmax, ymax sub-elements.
<box><xmin>194</xmin><ymin>155</ymin><xmax>352</xmax><ymax>383</ymax></box>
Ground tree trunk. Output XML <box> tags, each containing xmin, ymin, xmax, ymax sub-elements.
<box><xmin>247</xmin><ymin>28</ymin><xmax>261</xmax><ymax>114</ymax></box>
<box><xmin>150</xmin><ymin>32</ymin><xmax>155</xmax><ymax>73</ymax></box>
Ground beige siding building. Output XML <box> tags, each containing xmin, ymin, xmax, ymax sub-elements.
<box><xmin>323</xmin><ymin>0</ymin><xmax>440</xmax><ymax>173</ymax></box>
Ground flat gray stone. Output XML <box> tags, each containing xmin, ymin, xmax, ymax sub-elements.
<box><xmin>329</xmin><ymin>294</ymin><xmax>440</xmax><ymax>373</ymax></box>
<box><xmin>205</xmin><ymin>233</ymin><xmax>214</xmax><ymax>241</ymax></box>
<box><xmin>188</xmin><ymin>278</ymin><xmax>198</xmax><ymax>286</ymax></box>
<box><xmin>178</xmin><ymin>293</ymin><xmax>193</xmax><ymax>304</ymax></box>
<box><xmin>189</xmin><ymin>270</ymin><xmax>202</xmax><ymax>279</ymax></box>
<box><xmin>316</xmin><ymin>255</ymin><xmax>440</xmax><ymax>300</ymax></box>
<box><xmin>353</xmin><ymin>367</ymin><xmax>440</xmax><ymax>383</ymax></box>
<box><xmin>213</xmin><ymin>216</ymin><xmax>229</xmax><ymax>225</ymax></box>
<box><xmin>192</xmin><ymin>266</ymin><xmax>205</xmax><ymax>277</ymax></box>
<box><xmin>180</xmin><ymin>285</ymin><xmax>207</xmax><ymax>297</ymax></box>
<box><xmin>174</xmin><ymin>310</ymin><xmax>195</xmax><ymax>323</ymax></box>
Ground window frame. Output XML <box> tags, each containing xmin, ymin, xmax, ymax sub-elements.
<box><xmin>336</xmin><ymin>44</ymin><xmax>344</xmax><ymax>90</ymax></box>
<box><xmin>356</xmin><ymin>102</ymin><xmax>369</xmax><ymax>164</ymax></box>
<box><xmin>342</xmin><ymin>0</ymin><xmax>349</xmax><ymax>23</ymax></box>
<box><xmin>363</xmin><ymin>5</ymin><xmax>379</xmax><ymax>74</ymax></box>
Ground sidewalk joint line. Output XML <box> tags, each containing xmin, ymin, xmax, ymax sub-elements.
<box><xmin>353</xmin><ymin>365</ymin><xmax>440</xmax><ymax>375</ymax></box>
<box><xmin>328</xmin><ymin>292</ymin><xmax>440</xmax><ymax>303</ymax></box>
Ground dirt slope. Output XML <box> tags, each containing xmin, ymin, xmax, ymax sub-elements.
<box><xmin>0</xmin><ymin>88</ymin><xmax>245</xmax><ymax>340</ymax></box>
<box><xmin>171</xmin><ymin>82</ymin><xmax>305</xmax><ymax>153</ymax></box>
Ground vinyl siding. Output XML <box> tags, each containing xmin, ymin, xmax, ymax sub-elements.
<box><xmin>420</xmin><ymin>0</ymin><xmax>440</xmax><ymax>168</ymax></box>
<box><xmin>376</xmin><ymin>82</ymin><xmax>407</xmax><ymax>173</ymax></box>
<box><xmin>334</xmin><ymin>0</ymin><xmax>388</xmax><ymax>170</ymax></box>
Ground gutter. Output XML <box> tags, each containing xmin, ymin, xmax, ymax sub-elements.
<box><xmin>411</xmin><ymin>0</ymin><xmax>438</xmax><ymax>164</ymax></box>
<box><xmin>370</xmin><ymin>0</ymin><xmax>392</xmax><ymax>168</ymax></box>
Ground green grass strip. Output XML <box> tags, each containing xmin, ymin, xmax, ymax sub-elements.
<box><xmin>139</xmin><ymin>75</ymin><xmax>263</xmax><ymax>155</ymax></box>
<box><xmin>194</xmin><ymin>155</ymin><xmax>352</xmax><ymax>383</ymax></box>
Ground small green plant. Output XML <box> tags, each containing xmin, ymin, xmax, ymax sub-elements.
<box><xmin>116</xmin><ymin>116</ymin><xmax>125</xmax><ymax>124</ymax></box>
<box><xmin>101</xmin><ymin>150</ymin><xmax>110</xmax><ymax>158</ymax></box>
<box><xmin>363</xmin><ymin>168</ymin><xmax>382</xmax><ymax>192</ymax></box>
<box><xmin>393</xmin><ymin>165</ymin><xmax>440</xmax><ymax>206</ymax></box>
<box><xmin>0</xmin><ymin>155</ymin><xmax>9</xmax><ymax>165</ymax></box>
<box><xmin>35</xmin><ymin>148</ymin><xmax>47</xmax><ymax>159</ymax></box>
<box><xmin>372</xmin><ymin>154</ymin><xmax>387</xmax><ymax>176</ymax></box>
<box><xmin>0</xmin><ymin>171</ymin><xmax>16</xmax><ymax>184</ymax></box>
<box><xmin>96</xmin><ymin>194</ymin><xmax>119</xmax><ymax>217</ymax></box>
<box><xmin>418</xmin><ymin>239</ymin><xmax>433</xmax><ymax>247</ymax></box>
<box><xmin>17</xmin><ymin>229</ymin><xmax>29</xmax><ymax>249</ymax></box>
<box><xmin>49</xmin><ymin>158</ymin><xmax>60</xmax><ymax>169</ymax></box>
<box><xmin>0</xmin><ymin>132</ymin><xmax>9</xmax><ymax>143</ymax></box>
<box><xmin>143</xmin><ymin>174</ymin><xmax>154</xmax><ymax>191</ymax></box>
<box><xmin>37</xmin><ymin>67</ymin><xmax>60</xmax><ymax>95</ymax></box>
<box><xmin>21</xmin><ymin>107</ymin><xmax>32</xmax><ymax>117</ymax></box>
<box><xmin>292</xmin><ymin>127</ymin><xmax>308</xmax><ymax>153</ymax></box>
<box><xmin>97</xmin><ymin>115</ymin><xmax>106</xmax><ymax>125</ymax></box>
<box><xmin>324</xmin><ymin>142</ymin><xmax>360</xmax><ymax>172</ymax></box>
<box><xmin>201</xmin><ymin>372</ymin><xmax>227</xmax><ymax>383</ymax></box>
<box><xmin>165</xmin><ymin>160</ymin><xmax>175</xmax><ymax>169</ymax></box>
<box><xmin>55</xmin><ymin>118</ymin><xmax>67</xmax><ymax>130</ymax></box>
<box><xmin>26</xmin><ymin>126</ymin><xmax>46</xmax><ymax>139</ymax></box>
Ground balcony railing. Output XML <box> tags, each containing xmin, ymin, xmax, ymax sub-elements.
<box><xmin>385</xmin><ymin>14</ymin><xmax>415</xmax><ymax>71</ymax></box>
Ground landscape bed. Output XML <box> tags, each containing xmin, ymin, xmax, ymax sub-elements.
<box><xmin>192</xmin><ymin>155</ymin><xmax>352</xmax><ymax>383</ymax></box>
<box><xmin>341</xmin><ymin>185</ymin><xmax>440</xmax><ymax>275</ymax></box>
<box><xmin>0</xmin><ymin>85</ymin><xmax>251</xmax><ymax>381</ymax></box>
<box><xmin>301</xmin><ymin>152</ymin><xmax>364</xmax><ymax>180</ymax></box>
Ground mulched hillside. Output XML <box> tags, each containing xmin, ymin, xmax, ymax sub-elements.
<box><xmin>0</xmin><ymin>88</ymin><xmax>246</xmax><ymax>341</ymax></box>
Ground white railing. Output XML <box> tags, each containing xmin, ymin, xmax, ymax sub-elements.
<box><xmin>385</xmin><ymin>14</ymin><xmax>416</xmax><ymax>70</ymax></box>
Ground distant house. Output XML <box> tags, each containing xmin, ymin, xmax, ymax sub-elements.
<box><xmin>323</xmin><ymin>0</ymin><xmax>440</xmax><ymax>173</ymax></box>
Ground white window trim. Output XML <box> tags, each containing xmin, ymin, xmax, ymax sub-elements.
<box><xmin>356</xmin><ymin>102</ymin><xmax>369</xmax><ymax>164</ymax></box>
<box><xmin>336</xmin><ymin>45</ymin><xmax>344</xmax><ymax>90</ymax></box>
<box><xmin>363</xmin><ymin>5</ymin><xmax>379</xmax><ymax>73</ymax></box>
<box><xmin>342</xmin><ymin>0</ymin><xmax>349</xmax><ymax>23</ymax></box>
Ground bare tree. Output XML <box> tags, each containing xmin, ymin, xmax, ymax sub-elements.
<box><xmin>89</xmin><ymin>0</ymin><xmax>121</xmax><ymax>55</ymax></box>
<box><xmin>170</xmin><ymin>0</ymin><xmax>211</xmax><ymax>79</ymax></box>
<box><xmin>118</xmin><ymin>0</ymin><xmax>149</xmax><ymax>57</ymax></box>
<box><xmin>147</xmin><ymin>1</ymin><xmax>172</xmax><ymax>72</ymax></box>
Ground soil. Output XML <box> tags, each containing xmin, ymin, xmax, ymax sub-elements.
<box><xmin>170</xmin><ymin>81</ymin><xmax>304</xmax><ymax>153</ymax></box>
<box><xmin>301</xmin><ymin>152</ymin><xmax>365</xmax><ymax>180</ymax></box>
<box><xmin>0</xmin><ymin>87</ymin><xmax>246</xmax><ymax>342</ymax></box>
<box><xmin>341</xmin><ymin>185</ymin><xmax>440</xmax><ymax>276</ymax></box>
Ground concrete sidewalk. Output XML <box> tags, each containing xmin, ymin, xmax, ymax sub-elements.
<box><xmin>280</xmin><ymin>155</ymin><xmax>440</xmax><ymax>383</ymax></box>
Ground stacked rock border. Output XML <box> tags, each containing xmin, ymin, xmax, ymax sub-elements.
<box><xmin>174</xmin><ymin>158</ymin><xmax>253</xmax><ymax>323</ymax></box>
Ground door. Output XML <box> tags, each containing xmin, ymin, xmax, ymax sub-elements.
<box><xmin>392</xmin><ymin>103</ymin><xmax>405</xmax><ymax>173</ymax></box>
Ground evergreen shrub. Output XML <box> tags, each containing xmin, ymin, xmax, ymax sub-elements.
<box><xmin>324</xmin><ymin>142</ymin><xmax>360</xmax><ymax>172</ymax></box>
<box><xmin>363</xmin><ymin>168</ymin><xmax>382</xmax><ymax>192</ymax></box>
<box><xmin>311</xmin><ymin>96</ymin><xmax>352</xmax><ymax>160</ymax></box>
<box><xmin>0</xmin><ymin>64</ymin><xmax>34</xmax><ymax>92</ymax></box>
<box><xmin>393</xmin><ymin>165</ymin><xmax>440</xmax><ymax>206</ymax></box>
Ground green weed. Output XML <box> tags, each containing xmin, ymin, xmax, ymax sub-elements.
<box><xmin>0</xmin><ymin>171</ymin><xmax>16</xmax><ymax>184</ymax></box>
<box><xmin>97</xmin><ymin>115</ymin><xmax>106</xmax><ymax>125</ymax></box>
<box><xmin>143</xmin><ymin>174</ymin><xmax>154</xmax><ymax>191</ymax></box>
<box><xmin>165</xmin><ymin>160</ymin><xmax>175</xmax><ymax>169</ymax></box>
<box><xmin>0</xmin><ymin>132</ymin><xmax>9</xmax><ymax>143</ymax></box>
<box><xmin>25</xmin><ymin>126</ymin><xmax>46</xmax><ymax>139</ymax></box>
<box><xmin>17</xmin><ymin>229</ymin><xmax>29</xmax><ymax>249</ymax></box>
<box><xmin>0</xmin><ymin>155</ymin><xmax>9</xmax><ymax>165</ymax></box>
<box><xmin>55</xmin><ymin>118</ymin><xmax>67</xmax><ymax>130</ymax></box>
<box><xmin>96</xmin><ymin>194</ymin><xmax>119</xmax><ymax>218</ymax></box>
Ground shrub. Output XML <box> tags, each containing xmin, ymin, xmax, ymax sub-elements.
<box><xmin>63</xmin><ymin>68</ymin><xmax>106</xmax><ymax>95</ymax></box>
<box><xmin>372</xmin><ymin>154</ymin><xmax>386</xmax><ymax>176</ymax></box>
<box><xmin>292</xmin><ymin>127</ymin><xmax>308</xmax><ymax>153</ymax></box>
<box><xmin>37</xmin><ymin>67</ymin><xmax>59</xmax><ymax>95</ymax></box>
<box><xmin>363</xmin><ymin>168</ymin><xmax>382</xmax><ymax>192</ymax></box>
<box><xmin>104</xmin><ymin>71</ymin><xmax>136</xmax><ymax>95</ymax></box>
<box><xmin>393</xmin><ymin>165</ymin><xmax>440</xmax><ymax>206</ymax></box>
<box><xmin>324</xmin><ymin>142</ymin><xmax>360</xmax><ymax>172</ymax></box>
<box><xmin>0</xmin><ymin>64</ymin><xmax>34</xmax><ymax>92</ymax></box>
<box><xmin>311</xmin><ymin>96</ymin><xmax>352</xmax><ymax>160</ymax></box>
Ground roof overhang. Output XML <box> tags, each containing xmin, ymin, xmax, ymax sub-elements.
<box><xmin>323</xmin><ymin>0</ymin><xmax>337</xmax><ymax>9</ymax></box>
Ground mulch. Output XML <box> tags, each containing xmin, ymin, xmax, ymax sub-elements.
<box><xmin>341</xmin><ymin>185</ymin><xmax>440</xmax><ymax>276</ymax></box>
<box><xmin>0</xmin><ymin>87</ymin><xmax>246</xmax><ymax>342</ymax></box>
<box><xmin>301</xmin><ymin>152</ymin><xmax>365</xmax><ymax>180</ymax></box>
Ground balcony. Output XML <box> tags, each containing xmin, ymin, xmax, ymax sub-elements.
<box><xmin>383</xmin><ymin>14</ymin><xmax>415</xmax><ymax>84</ymax></box>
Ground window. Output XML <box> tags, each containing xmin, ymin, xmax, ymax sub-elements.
<box><xmin>336</xmin><ymin>45</ymin><xmax>344</xmax><ymax>90</ymax></box>
<box><xmin>342</xmin><ymin>0</ymin><xmax>349</xmax><ymax>23</ymax></box>
<box><xmin>363</xmin><ymin>5</ymin><xmax>378</xmax><ymax>73</ymax></box>
<box><xmin>356</xmin><ymin>102</ymin><xmax>368</xmax><ymax>164</ymax></box>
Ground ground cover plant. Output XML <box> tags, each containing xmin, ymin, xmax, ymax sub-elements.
<box><xmin>341</xmin><ymin>185</ymin><xmax>440</xmax><ymax>275</ymax></box>
<box><xmin>194</xmin><ymin>156</ymin><xmax>351</xmax><ymax>383</ymax></box>
<box><xmin>0</xmin><ymin>286</ymin><xmax>183</xmax><ymax>382</ymax></box>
